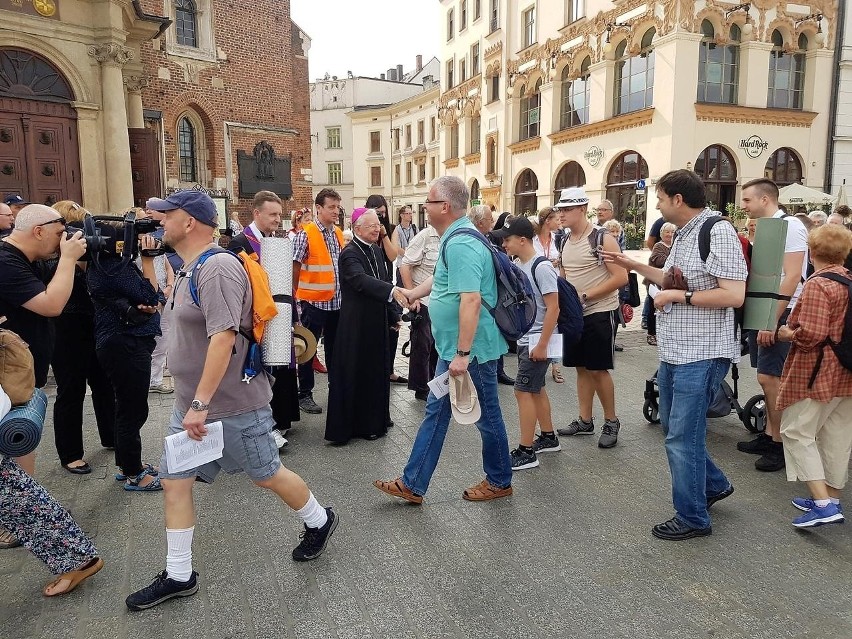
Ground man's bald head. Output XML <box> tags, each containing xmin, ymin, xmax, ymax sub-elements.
<box><xmin>12</xmin><ymin>204</ymin><xmax>62</xmax><ymax>232</ymax></box>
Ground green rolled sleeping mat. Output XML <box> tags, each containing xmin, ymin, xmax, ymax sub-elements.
<box><xmin>743</xmin><ymin>217</ymin><xmax>788</xmax><ymax>331</ymax></box>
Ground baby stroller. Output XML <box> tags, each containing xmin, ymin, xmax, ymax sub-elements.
<box><xmin>642</xmin><ymin>363</ymin><xmax>767</xmax><ymax>433</ymax></box>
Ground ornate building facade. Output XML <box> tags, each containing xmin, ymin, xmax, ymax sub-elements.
<box><xmin>438</xmin><ymin>0</ymin><xmax>838</xmax><ymax>230</ymax></box>
<box><xmin>0</xmin><ymin>0</ymin><xmax>311</xmax><ymax>217</ymax></box>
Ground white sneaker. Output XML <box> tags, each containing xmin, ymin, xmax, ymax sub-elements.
<box><xmin>271</xmin><ymin>430</ymin><xmax>288</xmax><ymax>450</ymax></box>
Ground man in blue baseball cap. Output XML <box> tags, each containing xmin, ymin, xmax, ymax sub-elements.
<box><xmin>4</xmin><ymin>195</ymin><xmax>31</xmax><ymax>220</ymax></box>
<box><xmin>145</xmin><ymin>191</ymin><xmax>219</xmax><ymax>229</ymax></box>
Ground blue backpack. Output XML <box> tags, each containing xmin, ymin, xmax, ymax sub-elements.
<box><xmin>440</xmin><ymin>227</ymin><xmax>536</xmax><ymax>342</ymax></box>
<box><xmin>531</xmin><ymin>257</ymin><xmax>584</xmax><ymax>345</ymax></box>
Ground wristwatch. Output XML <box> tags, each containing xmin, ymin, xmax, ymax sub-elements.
<box><xmin>456</xmin><ymin>349</ymin><xmax>471</xmax><ymax>357</ymax></box>
<box><xmin>190</xmin><ymin>399</ymin><xmax>210</xmax><ymax>412</ymax></box>
<box><xmin>684</xmin><ymin>291</ymin><xmax>694</xmax><ymax>305</ymax></box>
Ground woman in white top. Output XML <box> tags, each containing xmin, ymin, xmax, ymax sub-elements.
<box><xmin>535</xmin><ymin>206</ymin><xmax>565</xmax><ymax>383</ymax></box>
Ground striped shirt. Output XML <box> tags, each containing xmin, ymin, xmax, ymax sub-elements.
<box><xmin>292</xmin><ymin>220</ymin><xmax>342</xmax><ymax>311</ymax></box>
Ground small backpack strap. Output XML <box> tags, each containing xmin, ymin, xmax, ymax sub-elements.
<box><xmin>698</xmin><ymin>216</ymin><xmax>725</xmax><ymax>263</ymax></box>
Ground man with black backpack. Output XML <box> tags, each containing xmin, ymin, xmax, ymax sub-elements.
<box><xmin>374</xmin><ymin>176</ymin><xmax>513</xmax><ymax>503</ymax></box>
<box><xmin>604</xmin><ymin>170</ymin><xmax>748</xmax><ymax>541</ymax></box>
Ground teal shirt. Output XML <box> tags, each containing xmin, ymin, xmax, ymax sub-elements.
<box><xmin>430</xmin><ymin>217</ymin><xmax>507</xmax><ymax>362</ymax></box>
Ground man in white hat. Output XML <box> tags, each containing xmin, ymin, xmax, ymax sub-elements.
<box><xmin>554</xmin><ymin>187</ymin><xmax>628</xmax><ymax>448</ymax></box>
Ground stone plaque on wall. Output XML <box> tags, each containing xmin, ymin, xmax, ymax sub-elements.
<box><xmin>237</xmin><ymin>141</ymin><xmax>292</xmax><ymax>198</ymax></box>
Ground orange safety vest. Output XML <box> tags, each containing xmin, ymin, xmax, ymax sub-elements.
<box><xmin>298</xmin><ymin>223</ymin><xmax>343</xmax><ymax>302</ymax></box>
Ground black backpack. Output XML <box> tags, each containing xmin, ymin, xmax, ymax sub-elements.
<box><xmin>808</xmin><ymin>271</ymin><xmax>852</xmax><ymax>388</ymax></box>
<box><xmin>531</xmin><ymin>257</ymin><xmax>584</xmax><ymax>344</ymax></box>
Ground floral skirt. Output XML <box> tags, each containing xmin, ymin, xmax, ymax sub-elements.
<box><xmin>0</xmin><ymin>456</ymin><xmax>98</xmax><ymax>574</ymax></box>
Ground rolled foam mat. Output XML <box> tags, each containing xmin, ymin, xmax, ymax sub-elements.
<box><xmin>0</xmin><ymin>388</ymin><xmax>47</xmax><ymax>457</ymax></box>
<box><xmin>260</xmin><ymin>237</ymin><xmax>294</xmax><ymax>366</ymax></box>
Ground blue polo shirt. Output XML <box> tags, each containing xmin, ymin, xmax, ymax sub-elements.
<box><xmin>430</xmin><ymin>216</ymin><xmax>507</xmax><ymax>362</ymax></box>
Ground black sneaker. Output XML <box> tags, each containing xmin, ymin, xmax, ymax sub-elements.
<box><xmin>532</xmin><ymin>433</ymin><xmax>561</xmax><ymax>453</ymax></box>
<box><xmin>126</xmin><ymin>570</ymin><xmax>198</xmax><ymax>611</ymax></box>
<box><xmin>557</xmin><ymin>417</ymin><xmax>595</xmax><ymax>436</ymax></box>
<box><xmin>755</xmin><ymin>445</ymin><xmax>785</xmax><ymax>472</ymax></box>
<box><xmin>510</xmin><ymin>448</ymin><xmax>539</xmax><ymax>471</ymax></box>
<box><xmin>737</xmin><ymin>433</ymin><xmax>773</xmax><ymax>455</ymax></box>
<box><xmin>298</xmin><ymin>396</ymin><xmax>323</xmax><ymax>414</ymax></box>
<box><xmin>292</xmin><ymin>507</ymin><xmax>338</xmax><ymax>562</ymax></box>
<box><xmin>598</xmin><ymin>418</ymin><xmax>621</xmax><ymax>448</ymax></box>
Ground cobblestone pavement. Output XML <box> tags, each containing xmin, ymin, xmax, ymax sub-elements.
<box><xmin>3</xmin><ymin>318</ymin><xmax>851</xmax><ymax>638</ymax></box>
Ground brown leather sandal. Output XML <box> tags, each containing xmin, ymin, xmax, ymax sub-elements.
<box><xmin>463</xmin><ymin>479</ymin><xmax>513</xmax><ymax>502</ymax></box>
<box><xmin>43</xmin><ymin>557</ymin><xmax>104</xmax><ymax>597</ymax></box>
<box><xmin>373</xmin><ymin>478</ymin><xmax>423</xmax><ymax>504</ymax></box>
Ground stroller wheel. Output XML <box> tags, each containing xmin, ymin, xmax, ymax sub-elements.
<box><xmin>643</xmin><ymin>400</ymin><xmax>661</xmax><ymax>424</ymax></box>
<box><xmin>741</xmin><ymin>394</ymin><xmax>766</xmax><ymax>434</ymax></box>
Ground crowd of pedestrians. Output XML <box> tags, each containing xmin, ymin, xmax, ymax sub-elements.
<box><xmin>2</xmin><ymin>167</ymin><xmax>851</xmax><ymax>608</ymax></box>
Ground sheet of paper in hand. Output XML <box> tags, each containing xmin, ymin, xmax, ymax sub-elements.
<box><xmin>427</xmin><ymin>370</ymin><xmax>451</xmax><ymax>399</ymax></box>
<box><xmin>165</xmin><ymin>421</ymin><xmax>225</xmax><ymax>473</ymax></box>
<box><xmin>527</xmin><ymin>332</ymin><xmax>564</xmax><ymax>359</ymax></box>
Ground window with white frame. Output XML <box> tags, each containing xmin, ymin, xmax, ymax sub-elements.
<box><xmin>522</xmin><ymin>6</ymin><xmax>536</xmax><ymax>48</ymax></box>
<box><xmin>394</xmin><ymin>164</ymin><xmax>401</xmax><ymax>186</ymax></box>
<box><xmin>369</xmin><ymin>131</ymin><xmax>381</xmax><ymax>154</ymax></box>
<box><xmin>459</xmin><ymin>58</ymin><xmax>467</xmax><ymax>82</ymax></box>
<box><xmin>472</xmin><ymin>43</ymin><xmax>480</xmax><ymax>76</ymax></box>
<box><xmin>447</xmin><ymin>8</ymin><xmax>454</xmax><ymax>41</ymax></box>
<box><xmin>614</xmin><ymin>28</ymin><xmax>655</xmax><ymax>115</ymax></box>
<box><xmin>474</xmin><ymin>0</ymin><xmax>481</xmax><ymax>20</ymax></box>
<box><xmin>470</xmin><ymin>115</ymin><xmax>481</xmax><ymax>154</ymax></box>
<box><xmin>166</xmin><ymin>0</ymin><xmax>216</xmax><ymax>61</ymax></box>
<box><xmin>447</xmin><ymin>59</ymin><xmax>454</xmax><ymax>89</ymax></box>
<box><xmin>326</xmin><ymin>126</ymin><xmax>341</xmax><ymax>149</ymax></box>
<box><xmin>697</xmin><ymin>21</ymin><xmax>740</xmax><ymax>104</ymax></box>
<box><xmin>490</xmin><ymin>0</ymin><xmax>499</xmax><ymax>32</ymax></box>
<box><xmin>430</xmin><ymin>117</ymin><xmax>436</xmax><ymax>141</ymax></box>
<box><xmin>566</xmin><ymin>0</ymin><xmax>584</xmax><ymax>23</ymax></box>
<box><xmin>519</xmin><ymin>80</ymin><xmax>541</xmax><ymax>140</ymax></box>
<box><xmin>460</xmin><ymin>0</ymin><xmax>467</xmax><ymax>31</ymax></box>
<box><xmin>560</xmin><ymin>57</ymin><xmax>590</xmax><ymax>129</ymax></box>
<box><xmin>178</xmin><ymin>116</ymin><xmax>197</xmax><ymax>182</ymax></box>
<box><xmin>175</xmin><ymin>0</ymin><xmax>198</xmax><ymax>47</ymax></box>
<box><xmin>449</xmin><ymin>123</ymin><xmax>460</xmax><ymax>158</ymax></box>
<box><xmin>768</xmin><ymin>30</ymin><xmax>806</xmax><ymax>110</ymax></box>
<box><xmin>417</xmin><ymin>120</ymin><xmax>425</xmax><ymax>145</ymax></box>
<box><xmin>327</xmin><ymin>162</ymin><xmax>342</xmax><ymax>185</ymax></box>
<box><xmin>370</xmin><ymin>166</ymin><xmax>382</xmax><ymax>187</ymax></box>
<box><xmin>488</xmin><ymin>73</ymin><xmax>500</xmax><ymax>103</ymax></box>
<box><xmin>406</xmin><ymin>162</ymin><xmax>413</xmax><ymax>184</ymax></box>
<box><xmin>418</xmin><ymin>162</ymin><xmax>426</xmax><ymax>183</ymax></box>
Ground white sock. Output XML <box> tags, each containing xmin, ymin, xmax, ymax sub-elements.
<box><xmin>166</xmin><ymin>527</ymin><xmax>194</xmax><ymax>582</ymax></box>
<box><xmin>829</xmin><ymin>498</ymin><xmax>841</xmax><ymax>505</ymax></box>
<box><xmin>814</xmin><ymin>499</ymin><xmax>831</xmax><ymax>508</ymax></box>
<box><xmin>295</xmin><ymin>492</ymin><xmax>328</xmax><ymax>529</ymax></box>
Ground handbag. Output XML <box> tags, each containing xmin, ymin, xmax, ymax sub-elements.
<box><xmin>0</xmin><ymin>320</ymin><xmax>35</xmax><ymax>406</ymax></box>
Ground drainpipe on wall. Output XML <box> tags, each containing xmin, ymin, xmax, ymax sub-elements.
<box><xmin>824</xmin><ymin>0</ymin><xmax>846</xmax><ymax>193</ymax></box>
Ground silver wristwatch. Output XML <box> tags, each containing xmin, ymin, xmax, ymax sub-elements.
<box><xmin>190</xmin><ymin>399</ymin><xmax>210</xmax><ymax>412</ymax></box>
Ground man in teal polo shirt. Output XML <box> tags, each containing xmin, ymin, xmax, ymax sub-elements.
<box><xmin>374</xmin><ymin>176</ymin><xmax>513</xmax><ymax>503</ymax></box>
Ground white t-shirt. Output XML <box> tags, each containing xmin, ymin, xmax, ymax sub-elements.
<box><xmin>516</xmin><ymin>255</ymin><xmax>559</xmax><ymax>346</ymax></box>
<box><xmin>773</xmin><ymin>210</ymin><xmax>809</xmax><ymax>309</ymax></box>
<box><xmin>0</xmin><ymin>383</ymin><xmax>10</xmax><ymax>420</ymax></box>
<box><xmin>533</xmin><ymin>233</ymin><xmax>560</xmax><ymax>261</ymax></box>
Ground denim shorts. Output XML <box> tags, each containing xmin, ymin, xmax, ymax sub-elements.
<box><xmin>515</xmin><ymin>346</ymin><xmax>549</xmax><ymax>393</ymax></box>
<box><xmin>159</xmin><ymin>406</ymin><xmax>280</xmax><ymax>484</ymax></box>
<box><xmin>747</xmin><ymin>309</ymin><xmax>792</xmax><ymax>377</ymax></box>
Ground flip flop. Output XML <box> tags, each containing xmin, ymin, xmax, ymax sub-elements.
<box><xmin>43</xmin><ymin>557</ymin><xmax>104</xmax><ymax>597</ymax></box>
<box><xmin>0</xmin><ymin>528</ymin><xmax>21</xmax><ymax>549</ymax></box>
<box><xmin>115</xmin><ymin>463</ymin><xmax>158</xmax><ymax>481</ymax></box>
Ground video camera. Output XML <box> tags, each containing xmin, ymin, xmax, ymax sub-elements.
<box><xmin>67</xmin><ymin>211</ymin><xmax>165</xmax><ymax>264</ymax></box>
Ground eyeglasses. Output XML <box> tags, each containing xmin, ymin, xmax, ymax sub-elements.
<box><xmin>424</xmin><ymin>200</ymin><xmax>446</xmax><ymax>205</ymax></box>
<box><xmin>359</xmin><ymin>223</ymin><xmax>382</xmax><ymax>230</ymax></box>
<box><xmin>593</xmin><ymin>208</ymin><xmax>613</xmax><ymax>213</ymax></box>
<box><xmin>36</xmin><ymin>217</ymin><xmax>66</xmax><ymax>227</ymax></box>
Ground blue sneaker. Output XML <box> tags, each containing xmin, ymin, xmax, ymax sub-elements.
<box><xmin>792</xmin><ymin>502</ymin><xmax>845</xmax><ymax>528</ymax></box>
<box><xmin>792</xmin><ymin>497</ymin><xmax>844</xmax><ymax>513</ymax></box>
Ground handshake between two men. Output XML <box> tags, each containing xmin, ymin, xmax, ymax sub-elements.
<box><xmin>392</xmin><ymin>275</ymin><xmax>434</xmax><ymax>314</ymax></box>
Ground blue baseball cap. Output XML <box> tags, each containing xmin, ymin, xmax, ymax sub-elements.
<box><xmin>147</xmin><ymin>191</ymin><xmax>218</xmax><ymax>227</ymax></box>
<box><xmin>4</xmin><ymin>194</ymin><xmax>30</xmax><ymax>206</ymax></box>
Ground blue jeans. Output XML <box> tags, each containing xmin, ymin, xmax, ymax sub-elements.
<box><xmin>657</xmin><ymin>358</ymin><xmax>732</xmax><ymax>529</ymax></box>
<box><xmin>403</xmin><ymin>358</ymin><xmax>512</xmax><ymax>496</ymax></box>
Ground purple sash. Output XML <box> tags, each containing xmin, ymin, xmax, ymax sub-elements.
<box><xmin>244</xmin><ymin>226</ymin><xmax>263</xmax><ymax>257</ymax></box>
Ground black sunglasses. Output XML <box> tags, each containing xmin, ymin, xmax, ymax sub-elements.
<box><xmin>424</xmin><ymin>199</ymin><xmax>446</xmax><ymax>205</ymax></box>
<box><xmin>36</xmin><ymin>217</ymin><xmax>67</xmax><ymax>228</ymax></box>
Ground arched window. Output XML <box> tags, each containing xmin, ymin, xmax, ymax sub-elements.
<box><xmin>175</xmin><ymin>0</ymin><xmax>199</xmax><ymax>48</ymax></box>
<box><xmin>519</xmin><ymin>79</ymin><xmax>542</xmax><ymax>141</ymax></box>
<box><xmin>695</xmin><ymin>145</ymin><xmax>737</xmax><ymax>210</ymax></box>
<box><xmin>178</xmin><ymin>116</ymin><xmax>197</xmax><ymax>183</ymax></box>
<box><xmin>605</xmin><ymin>151</ymin><xmax>649</xmax><ymax>219</ymax></box>
<box><xmin>764</xmin><ymin>147</ymin><xmax>803</xmax><ymax>187</ymax></box>
<box><xmin>0</xmin><ymin>48</ymin><xmax>75</xmax><ymax>102</ymax></box>
<box><xmin>697</xmin><ymin>21</ymin><xmax>739</xmax><ymax>104</ymax></box>
<box><xmin>768</xmin><ymin>30</ymin><xmax>806</xmax><ymax>109</ymax></box>
<box><xmin>614</xmin><ymin>28</ymin><xmax>655</xmax><ymax>116</ymax></box>
<box><xmin>514</xmin><ymin>169</ymin><xmax>538</xmax><ymax>215</ymax></box>
<box><xmin>553</xmin><ymin>161</ymin><xmax>586</xmax><ymax>203</ymax></box>
<box><xmin>470</xmin><ymin>179</ymin><xmax>480</xmax><ymax>203</ymax></box>
<box><xmin>560</xmin><ymin>57</ymin><xmax>590</xmax><ymax>129</ymax></box>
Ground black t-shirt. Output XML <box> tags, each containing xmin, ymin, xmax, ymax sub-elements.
<box><xmin>0</xmin><ymin>241</ymin><xmax>55</xmax><ymax>387</ymax></box>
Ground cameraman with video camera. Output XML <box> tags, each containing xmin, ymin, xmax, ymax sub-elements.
<box><xmin>82</xmin><ymin>212</ymin><xmax>163</xmax><ymax>492</ymax></box>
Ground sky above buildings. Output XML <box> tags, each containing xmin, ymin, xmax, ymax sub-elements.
<box><xmin>291</xmin><ymin>0</ymin><xmax>439</xmax><ymax>81</ymax></box>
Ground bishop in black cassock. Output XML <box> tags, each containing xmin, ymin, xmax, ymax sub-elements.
<box><xmin>325</xmin><ymin>210</ymin><xmax>398</xmax><ymax>444</ymax></box>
